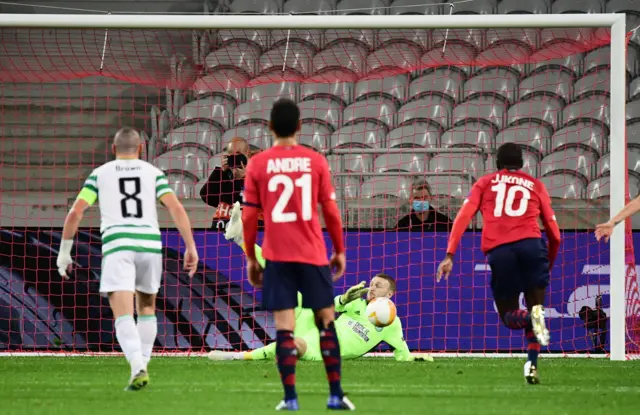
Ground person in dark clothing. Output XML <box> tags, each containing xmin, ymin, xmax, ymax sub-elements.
<box><xmin>200</xmin><ymin>137</ymin><xmax>250</xmax><ymax>230</ymax></box>
<box><xmin>395</xmin><ymin>180</ymin><xmax>452</xmax><ymax>232</ymax></box>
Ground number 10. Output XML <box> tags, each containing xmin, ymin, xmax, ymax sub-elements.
<box><xmin>491</xmin><ymin>182</ymin><xmax>530</xmax><ymax>218</ymax></box>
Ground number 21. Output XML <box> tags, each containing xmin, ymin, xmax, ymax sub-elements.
<box><xmin>491</xmin><ymin>182</ymin><xmax>530</xmax><ymax>217</ymax></box>
<box><xmin>268</xmin><ymin>174</ymin><xmax>312</xmax><ymax>223</ymax></box>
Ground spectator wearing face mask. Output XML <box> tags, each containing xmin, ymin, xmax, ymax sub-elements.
<box><xmin>395</xmin><ymin>180</ymin><xmax>452</xmax><ymax>232</ymax></box>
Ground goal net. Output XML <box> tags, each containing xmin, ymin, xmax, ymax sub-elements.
<box><xmin>0</xmin><ymin>18</ymin><xmax>637</xmax><ymax>357</ymax></box>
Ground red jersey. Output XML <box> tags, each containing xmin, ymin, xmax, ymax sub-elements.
<box><xmin>446</xmin><ymin>169</ymin><xmax>561</xmax><ymax>266</ymax></box>
<box><xmin>242</xmin><ymin>145</ymin><xmax>343</xmax><ymax>265</ymax></box>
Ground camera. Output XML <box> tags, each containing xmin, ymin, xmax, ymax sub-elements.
<box><xmin>226</xmin><ymin>154</ymin><xmax>247</xmax><ymax>169</ymax></box>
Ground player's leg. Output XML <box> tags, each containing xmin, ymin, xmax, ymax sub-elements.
<box><xmin>262</xmin><ymin>261</ymin><xmax>300</xmax><ymax>411</ymax></box>
<box><xmin>100</xmin><ymin>251</ymin><xmax>146</xmax><ymax>390</ymax></box>
<box><xmin>488</xmin><ymin>244</ymin><xmax>530</xmax><ymax>330</ymax></box>
<box><xmin>135</xmin><ymin>253</ymin><xmax>163</xmax><ymax>372</ymax></box>
<box><xmin>301</xmin><ymin>265</ymin><xmax>355</xmax><ymax>411</ymax></box>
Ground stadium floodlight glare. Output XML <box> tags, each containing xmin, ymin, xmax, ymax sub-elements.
<box><xmin>0</xmin><ymin>12</ymin><xmax>630</xmax><ymax>360</ymax></box>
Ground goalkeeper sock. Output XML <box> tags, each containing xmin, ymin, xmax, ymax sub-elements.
<box><xmin>503</xmin><ymin>310</ymin><xmax>531</xmax><ymax>330</ymax></box>
<box><xmin>525</xmin><ymin>328</ymin><xmax>540</xmax><ymax>366</ymax></box>
<box><xmin>276</xmin><ymin>330</ymin><xmax>298</xmax><ymax>401</ymax></box>
<box><xmin>249</xmin><ymin>342</ymin><xmax>276</xmax><ymax>360</ymax></box>
<box><xmin>115</xmin><ymin>315</ymin><xmax>145</xmax><ymax>376</ymax></box>
<box><xmin>136</xmin><ymin>314</ymin><xmax>157</xmax><ymax>367</ymax></box>
<box><xmin>319</xmin><ymin>322</ymin><xmax>344</xmax><ymax>398</ymax></box>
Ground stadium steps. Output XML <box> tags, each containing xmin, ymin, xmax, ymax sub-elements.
<box><xmin>0</xmin><ymin>137</ymin><xmax>110</xmax><ymax>165</ymax></box>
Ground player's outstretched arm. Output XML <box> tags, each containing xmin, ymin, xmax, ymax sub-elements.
<box><xmin>595</xmin><ymin>194</ymin><xmax>640</xmax><ymax>242</ymax></box>
<box><xmin>538</xmin><ymin>183</ymin><xmax>561</xmax><ymax>268</ymax></box>
<box><xmin>318</xmin><ymin>157</ymin><xmax>346</xmax><ymax>280</ymax></box>
<box><xmin>160</xmin><ymin>192</ymin><xmax>199</xmax><ymax>277</ymax></box>
<box><xmin>335</xmin><ymin>282</ymin><xmax>368</xmax><ymax>312</ymax></box>
<box><xmin>57</xmin><ymin>198</ymin><xmax>91</xmax><ymax>279</ymax></box>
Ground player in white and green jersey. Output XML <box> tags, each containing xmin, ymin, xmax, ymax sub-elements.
<box><xmin>209</xmin><ymin>274</ymin><xmax>433</xmax><ymax>363</ymax></box>
<box><xmin>56</xmin><ymin>127</ymin><xmax>199</xmax><ymax>391</ymax></box>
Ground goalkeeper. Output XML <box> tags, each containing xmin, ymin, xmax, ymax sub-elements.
<box><xmin>212</xmin><ymin>203</ymin><xmax>432</xmax><ymax>362</ymax></box>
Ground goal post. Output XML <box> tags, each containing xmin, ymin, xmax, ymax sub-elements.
<box><xmin>0</xmin><ymin>13</ymin><xmax>631</xmax><ymax>360</ymax></box>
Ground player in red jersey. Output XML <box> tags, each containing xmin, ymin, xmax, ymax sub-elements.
<box><xmin>242</xmin><ymin>99</ymin><xmax>354</xmax><ymax>411</ymax></box>
<box><xmin>437</xmin><ymin>143</ymin><xmax>561</xmax><ymax>384</ymax></box>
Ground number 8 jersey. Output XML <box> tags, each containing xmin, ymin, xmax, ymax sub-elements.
<box><xmin>78</xmin><ymin>159</ymin><xmax>173</xmax><ymax>256</ymax></box>
<box><xmin>243</xmin><ymin>145</ymin><xmax>337</xmax><ymax>266</ymax></box>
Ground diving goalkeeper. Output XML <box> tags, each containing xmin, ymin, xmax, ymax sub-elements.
<box><xmin>212</xmin><ymin>203</ymin><xmax>432</xmax><ymax>362</ymax></box>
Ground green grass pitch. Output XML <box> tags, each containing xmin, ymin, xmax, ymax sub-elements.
<box><xmin>2</xmin><ymin>357</ymin><xmax>639</xmax><ymax>414</ymax></box>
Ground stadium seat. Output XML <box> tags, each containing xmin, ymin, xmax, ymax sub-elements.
<box><xmin>336</xmin><ymin>0</ymin><xmax>387</xmax><ymax>15</ymax></box>
<box><xmin>165</xmin><ymin>123</ymin><xmax>222</xmax><ymax>153</ymax></box>
<box><xmin>507</xmin><ymin>96</ymin><xmax>563</xmax><ymax>131</ymax></box>
<box><xmin>330</xmin><ymin>123</ymin><xmax>385</xmax><ymax>148</ymax></box>
<box><xmin>584</xmin><ymin>46</ymin><xmax>638</xmax><ymax>77</ymax></box>
<box><xmin>324</xmin><ymin>29</ymin><xmax>376</xmax><ymax>51</ymax></box>
<box><xmin>299</xmin><ymin>100</ymin><xmax>342</xmax><ymax>130</ymax></box>
<box><xmin>397</xmin><ymin>96</ymin><xmax>452</xmax><ymax>130</ymax></box>
<box><xmin>432</xmin><ymin>29</ymin><xmax>484</xmax><ymax>52</ymax></box>
<box><xmin>191</xmin><ymin>69</ymin><xmax>248</xmax><ymax>103</ymax></box>
<box><xmin>228</xmin><ymin>0</ymin><xmax>280</xmax><ymax>14</ymax></box>
<box><xmin>463</xmin><ymin>68</ymin><xmax>519</xmax><ymax>104</ymax></box>
<box><xmin>166</xmin><ymin>173</ymin><xmax>196</xmax><ymax>199</ymax></box>
<box><xmin>377</xmin><ymin>29</ymin><xmax>430</xmax><ymax>50</ymax></box>
<box><xmin>177</xmin><ymin>96</ymin><xmax>235</xmax><ymax>130</ymax></box>
<box><xmin>373</xmin><ymin>153</ymin><xmax>427</xmax><ymax>173</ymax></box>
<box><xmin>245</xmin><ymin>74</ymin><xmax>298</xmax><ymax>104</ymax></box>
<box><xmin>551</xmin><ymin>123</ymin><xmax>605</xmax><ymax>156</ymax></box>
<box><xmin>587</xmin><ymin>175</ymin><xmax>640</xmax><ymax>199</ymax></box>
<box><xmin>441</xmin><ymin>123</ymin><xmax>494</xmax><ymax>151</ymax></box>
<box><xmin>474</xmin><ymin>43</ymin><xmax>531</xmax><ymax>77</ymax></box>
<box><xmin>409</xmin><ymin>69</ymin><xmax>463</xmax><ymax>103</ymax></box>
<box><xmin>298</xmin><ymin>123</ymin><xmax>330</xmax><ymax>150</ymax></box>
<box><xmin>153</xmin><ymin>148</ymin><xmax>209</xmax><ymax>180</ymax></box>
<box><xmin>389</xmin><ymin>0</ymin><xmax>443</xmax><ymax>14</ymax></box>
<box><xmin>452</xmin><ymin>97</ymin><xmax>506</xmax><ymax>131</ymax></box>
<box><xmin>300</xmin><ymin>76</ymin><xmax>355</xmax><ymax>106</ymax></box>
<box><xmin>628</xmin><ymin>100</ymin><xmax>640</xmax><ymax>123</ymax></box>
<box><xmin>283</xmin><ymin>0</ymin><xmax>334</xmax><ymax>14</ymax></box>
<box><xmin>342</xmin><ymin>98</ymin><xmax>396</xmax><ymax>131</ymax></box>
<box><xmin>205</xmin><ymin>43</ymin><xmax>261</xmax><ymax>77</ymax></box>
<box><xmin>259</xmin><ymin>43</ymin><xmax>314</xmax><ymax>76</ymax></box>
<box><xmin>430</xmin><ymin>152</ymin><xmax>485</xmax><ymax>178</ymax></box>
<box><xmin>313</xmin><ymin>43</ymin><xmax>368</xmax><ymax>76</ymax></box>
<box><xmin>329</xmin><ymin>153</ymin><xmax>374</xmax><ymax>173</ymax></box>
<box><xmin>360</xmin><ymin>176</ymin><xmax>412</xmax><ymax>199</ymax></box>
<box><xmin>428</xmin><ymin>174</ymin><xmax>473</xmax><ymax>198</ymax></box>
<box><xmin>354</xmin><ymin>74</ymin><xmax>408</xmax><ymax>104</ymax></box>
<box><xmin>629</xmin><ymin>122</ymin><xmax>640</xmax><ymax>147</ymax></box>
<box><xmin>606</xmin><ymin>0</ymin><xmax>640</xmax><ymax>15</ymax></box>
<box><xmin>518</xmin><ymin>70</ymin><xmax>573</xmax><ymax>105</ymax></box>
<box><xmin>233</xmin><ymin>101</ymin><xmax>271</xmax><ymax>126</ymax></box>
<box><xmin>539</xmin><ymin>173</ymin><xmax>586</xmax><ymax>198</ymax></box>
<box><xmin>386</xmin><ymin>123</ymin><xmax>440</xmax><ymax>148</ymax></box>
<box><xmin>336</xmin><ymin>176</ymin><xmax>361</xmax><ymax>199</ymax></box>
<box><xmin>551</xmin><ymin>0</ymin><xmax>603</xmax><ymax>14</ymax></box>
<box><xmin>218</xmin><ymin>29</ymin><xmax>270</xmax><ymax>51</ymax></box>
<box><xmin>541</xmin><ymin>28</ymin><xmax>595</xmax><ymax>48</ymax></box>
<box><xmin>597</xmin><ymin>149</ymin><xmax>640</xmax><ymax>177</ymax></box>
<box><xmin>451</xmin><ymin>0</ymin><xmax>496</xmax><ymax>14</ymax></box>
<box><xmin>562</xmin><ymin>95</ymin><xmax>610</xmax><ymax>129</ymax></box>
<box><xmin>271</xmin><ymin>29</ymin><xmax>323</xmax><ymax>51</ymax></box>
<box><xmin>540</xmin><ymin>148</ymin><xmax>597</xmax><ymax>182</ymax></box>
<box><xmin>498</xmin><ymin>0</ymin><xmax>549</xmax><ymax>14</ymax></box>
<box><xmin>496</xmin><ymin>124</ymin><xmax>551</xmax><ymax>156</ymax></box>
<box><xmin>529</xmin><ymin>42</ymin><xmax>584</xmax><ymax>76</ymax></box>
<box><xmin>485</xmin><ymin>28</ymin><xmax>539</xmax><ymax>50</ymax></box>
<box><xmin>631</xmin><ymin>77</ymin><xmax>640</xmax><ymax>101</ymax></box>
<box><xmin>596</xmin><ymin>153</ymin><xmax>609</xmax><ymax>177</ymax></box>
<box><xmin>366</xmin><ymin>43</ymin><xmax>422</xmax><ymax>74</ymax></box>
<box><xmin>420</xmin><ymin>44</ymin><xmax>476</xmax><ymax>77</ymax></box>
<box><xmin>222</xmin><ymin>125</ymin><xmax>272</xmax><ymax>150</ymax></box>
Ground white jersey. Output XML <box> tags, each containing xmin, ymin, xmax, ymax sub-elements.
<box><xmin>79</xmin><ymin>158</ymin><xmax>173</xmax><ymax>257</ymax></box>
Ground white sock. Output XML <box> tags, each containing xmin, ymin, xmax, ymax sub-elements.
<box><xmin>137</xmin><ymin>315</ymin><xmax>157</xmax><ymax>367</ymax></box>
<box><xmin>115</xmin><ymin>315</ymin><xmax>145</xmax><ymax>377</ymax></box>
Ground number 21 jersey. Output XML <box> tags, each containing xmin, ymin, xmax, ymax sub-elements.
<box><xmin>243</xmin><ymin>145</ymin><xmax>337</xmax><ymax>266</ymax></box>
<box><xmin>80</xmin><ymin>159</ymin><xmax>173</xmax><ymax>256</ymax></box>
<box><xmin>466</xmin><ymin>169</ymin><xmax>557</xmax><ymax>253</ymax></box>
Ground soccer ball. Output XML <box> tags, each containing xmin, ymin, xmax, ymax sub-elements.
<box><xmin>366</xmin><ymin>297</ymin><xmax>397</xmax><ymax>327</ymax></box>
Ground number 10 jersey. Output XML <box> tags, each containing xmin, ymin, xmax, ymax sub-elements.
<box><xmin>78</xmin><ymin>158</ymin><xmax>173</xmax><ymax>257</ymax></box>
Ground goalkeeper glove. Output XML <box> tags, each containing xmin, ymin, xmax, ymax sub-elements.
<box><xmin>339</xmin><ymin>281</ymin><xmax>368</xmax><ymax>305</ymax></box>
<box><xmin>412</xmin><ymin>353</ymin><xmax>434</xmax><ymax>362</ymax></box>
<box><xmin>56</xmin><ymin>239</ymin><xmax>74</xmax><ymax>280</ymax></box>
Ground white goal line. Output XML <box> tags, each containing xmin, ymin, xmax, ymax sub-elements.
<box><xmin>0</xmin><ymin>351</ymin><xmax>608</xmax><ymax>358</ymax></box>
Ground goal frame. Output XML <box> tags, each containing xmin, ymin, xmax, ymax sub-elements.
<box><xmin>0</xmin><ymin>12</ymin><xmax>628</xmax><ymax>360</ymax></box>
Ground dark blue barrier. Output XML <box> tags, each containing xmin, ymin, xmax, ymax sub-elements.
<box><xmin>163</xmin><ymin>231</ymin><xmax>617</xmax><ymax>352</ymax></box>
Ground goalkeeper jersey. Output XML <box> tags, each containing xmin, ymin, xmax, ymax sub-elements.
<box><xmin>77</xmin><ymin>158</ymin><xmax>173</xmax><ymax>256</ymax></box>
<box><xmin>334</xmin><ymin>296</ymin><xmax>412</xmax><ymax>361</ymax></box>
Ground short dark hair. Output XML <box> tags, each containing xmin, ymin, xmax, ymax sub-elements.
<box><xmin>496</xmin><ymin>143</ymin><xmax>524</xmax><ymax>170</ymax></box>
<box><xmin>374</xmin><ymin>273</ymin><xmax>396</xmax><ymax>293</ymax></box>
<box><xmin>412</xmin><ymin>179</ymin><xmax>432</xmax><ymax>195</ymax></box>
<box><xmin>270</xmin><ymin>98</ymin><xmax>300</xmax><ymax>138</ymax></box>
